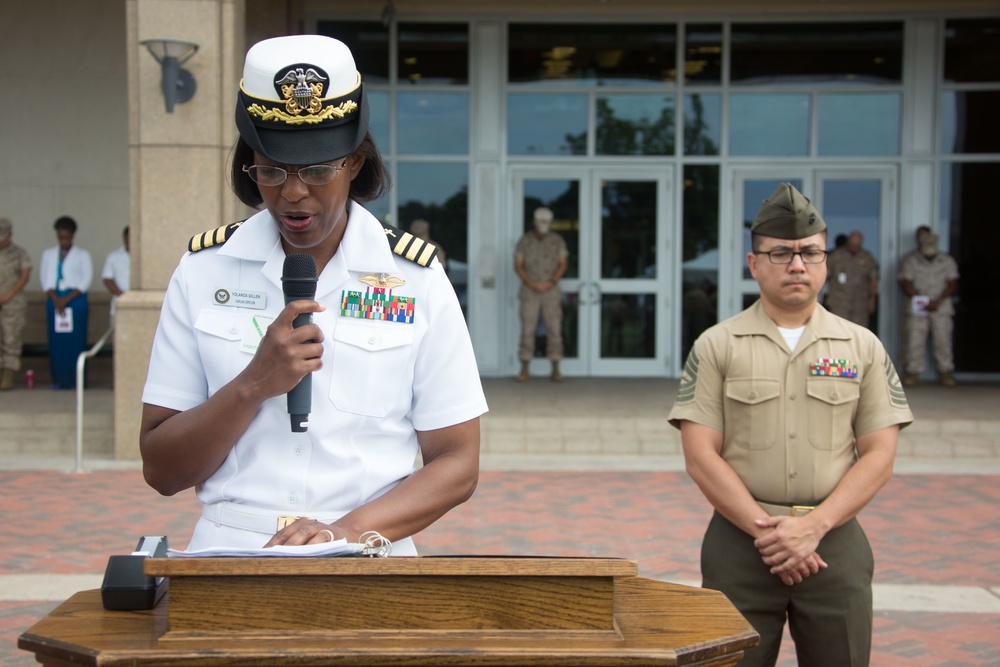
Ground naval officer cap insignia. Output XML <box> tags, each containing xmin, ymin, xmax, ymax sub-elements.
<box><xmin>235</xmin><ymin>35</ymin><xmax>369</xmax><ymax>165</ymax></box>
<box><xmin>751</xmin><ymin>183</ymin><xmax>827</xmax><ymax>240</ymax></box>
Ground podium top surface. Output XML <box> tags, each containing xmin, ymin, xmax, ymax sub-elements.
<box><xmin>145</xmin><ymin>555</ymin><xmax>639</xmax><ymax>578</ymax></box>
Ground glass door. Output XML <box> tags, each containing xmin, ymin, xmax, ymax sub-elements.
<box><xmin>512</xmin><ymin>167</ymin><xmax>673</xmax><ymax>377</ymax></box>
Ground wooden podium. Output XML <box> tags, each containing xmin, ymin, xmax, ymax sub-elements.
<box><xmin>19</xmin><ymin>556</ymin><xmax>758</xmax><ymax>666</ymax></box>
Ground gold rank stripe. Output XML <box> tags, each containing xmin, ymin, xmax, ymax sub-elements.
<box><xmin>188</xmin><ymin>221</ymin><xmax>244</xmax><ymax>253</ymax></box>
<box><xmin>391</xmin><ymin>231</ymin><xmax>438</xmax><ymax>267</ymax></box>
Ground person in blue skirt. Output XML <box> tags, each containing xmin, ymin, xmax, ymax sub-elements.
<box><xmin>39</xmin><ymin>216</ymin><xmax>93</xmax><ymax>389</ymax></box>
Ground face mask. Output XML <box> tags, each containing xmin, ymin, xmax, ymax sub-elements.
<box><xmin>534</xmin><ymin>221</ymin><xmax>550</xmax><ymax>234</ymax></box>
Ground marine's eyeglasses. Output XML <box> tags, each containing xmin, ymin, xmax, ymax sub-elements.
<box><xmin>242</xmin><ymin>160</ymin><xmax>348</xmax><ymax>187</ymax></box>
<box><xmin>754</xmin><ymin>248</ymin><xmax>829</xmax><ymax>264</ymax></box>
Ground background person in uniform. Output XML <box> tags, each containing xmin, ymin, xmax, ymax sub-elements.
<box><xmin>139</xmin><ymin>35</ymin><xmax>486</xmax><ymax>555</ymax></box>
<box><xmin>39</xmin><ymin>215</ymin><xmax>93</xmax><ymax>390</ymax></box>
<box><xmin>896</xmin><ymin>225</ymin><xmax>931</xmax><ymax>370</ymax></box>
<box><xmin>514</xmin><ymin>206</ymin><xmax>567</xmax><ymax>382</ymax></box>
<box><xmin>825</xmin><ymin>230</ymin><xmax>878</xmax><ymax>328</ymax></box>
<box><xmin>898</xmin><ymin>232</ymin><xmax>959</xmax><ymax>388</ymax></box>
<box><xmin>0</xmin><ymin>217</ymin><xmax>32</xmax><ymax>391</ymax></box>
<box><xmin>101</xmin><ymin>226</ymin><xmax>130</xmax><ymax>324</ymax></box>
<box><xmin>409</xmin><ymin>219</ymin><xmax>446</xmax><ymax>272</ymax></box>
<box><xmin>668</xmin><ymin>183</ymin><xmax>912</xmax><ymax>667</ymax></box>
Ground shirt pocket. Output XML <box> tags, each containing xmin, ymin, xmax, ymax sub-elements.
<box><xmin>330</xmin><ymin>321</ymin><xmax>414</xmax><ymax>418</ymax></box>
<box><xmin>806</xmin><ymin>378</ymin><xmax>860</xmax><ymax>450</ymax></box>
<box><xmin>193</xmin><ymin>310</ymin><xmax>251</xmax><ymax>382</ymax></box>
<box><xmin>724</xmin><ymin>378</ymin><xmax>781</xmax><ymax>450</ymax></box>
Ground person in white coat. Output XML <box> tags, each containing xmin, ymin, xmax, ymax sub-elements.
<box><xmin>140</xmin><ymin>35</ymin><xmax>487</xmax><ymax>555</ymax></box>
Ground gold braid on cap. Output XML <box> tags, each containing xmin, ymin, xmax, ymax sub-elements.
<box><xmin>242</xmin><ymin>71</ymin><xmax>361</xmax><ymax>126</ymax></box>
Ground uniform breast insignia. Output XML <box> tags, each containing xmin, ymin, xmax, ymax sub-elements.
<box><xmin>188</xmin><ymin>220</ymin><xmax>245</xmax><ymax>252</ymax></box>
<box><xmin>380</xmin><ymin>221</ymin><xmax>438</xmax><ymax>267</ymax></box>
<box><xmin>808</xmin><ymin>358</ymin><xmax>858</xmax><ymax>378</ymax></box>
<box><xmin>340</xmin><ymin>276</ymin><xmax>415</xmax><ymax>324</ymax></box>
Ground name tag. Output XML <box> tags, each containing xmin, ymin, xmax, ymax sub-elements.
<box><xmin>214</xmin><ymin>287</ymin><xmax>267</xmax><ymax>310</ymax></box>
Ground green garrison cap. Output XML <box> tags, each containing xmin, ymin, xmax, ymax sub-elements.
<box><xmin>751</xmin><ymin>183</ymin><xmax>827</xmax><ymax>240</ymax></box>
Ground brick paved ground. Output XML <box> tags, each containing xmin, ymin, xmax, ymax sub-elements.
<box><xmin>2</xmin><ymin>469</ymin><xmax>998</xmax><ymax>666</ymax></box>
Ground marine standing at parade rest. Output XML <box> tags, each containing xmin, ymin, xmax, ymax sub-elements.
<box><xmin>140</xmin><ymin>35</ymin><xmax>487</xmax><ymax>555</ymax></box>
<box><xmin>0</xmin><ymin>218</ymin><xmax>32</xmax><ymax>391</ymax></box>
<box><xmin>825</xmin><ymin>230</ymin><xmax>878</xmax><ymax>328</ymax></box>
<box><xmin>514</xmin><ymin>206</ymin><xmax>568</xmax><ymax>382</ymax></box>
<box><xmin>668</xmin><ymin>183</ymin><xmax>912</xmax><ymax>667</ymax></box>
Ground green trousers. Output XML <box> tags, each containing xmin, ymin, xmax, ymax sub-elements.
<box><xmin>701</xmin><ymin>511</ymin><xmax>874</xmax><ymax>667</ymax></box>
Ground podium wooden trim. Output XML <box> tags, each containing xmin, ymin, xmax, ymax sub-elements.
<box><xmin>19</xmin><ymin>556</ymin><xmax>758</xmax><ymax>666</ymax></box>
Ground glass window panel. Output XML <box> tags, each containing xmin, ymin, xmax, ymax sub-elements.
<box><xmin>742</xmin><ymin>178</ymin><xmax>803</xmax><ymax>280</ymax></box>
<box><xmin>316</xmin><ymin>21</ymin><xmax>390</xmax><ymax>83</ymax></box>
<box><xmin>560</xmin><ymin>293</ymin><xmax>580</xmax><ymax>359</ymax></box>
<box><xmin>684</xmin><ymin>93</ymin><xmax>721</xmax><ymax>156</ymax></box>
<box><xmin>941</xmin><ymin>91</ymin><xmax>1000</xmax><ymax>154</ymax></box>
<box><xmin>940</xmin><ymin>162</ymin><xmax>1000</xmax><ymax>372</ymax></box>
<box><xmin>396</xmin><ymin>162</ymin><xmax>469</xmax><ymax>314</ymax></box>
<box><xmin>822</xmin><ymin>180</ymin><xmax>881</xmax><ymax>266</ymax></box>
<box><xmin>508</xmin><ymin>94</ymin><xmax>587</xmax><ymax>155</ymax></box>
<box><xmin>944</xmin><ymin>18</ymin><xmax>1000</xmax><ymax>84</ymax></box>
<box><xmin>367</xmin><ymin>90</ymin><xmax>390</xmax><ymax>155</ymax></box>
<box><xmin>602</xmin><ymin>294</ymin><xmax>656</xmax><ymax>359</ymax></box>
<box><xmin>684</xmin><ymin>24</ymin><xmax>723</xmax><ymax>85</ymax></box>
<box><xmin>818</xmin><ymin>93</ymin><xmax>900</xmax><ymax>156</ymax></box>
<box><xmin>398</xmin><ymin>23</ymin><xmax>469</xmax><ymax>85</ymax></box>
<box><xmin>596</xmin><ymin>94</ymin><xmax>675</xmax><ymax>156</ymax></box>
<box><xmin>681</xmin><ymin>165</ymin><xmax>719</xmax><ymax>359</ymax></box>
<box><xmin>508</xmin><ymin>23</ymin><xmax>677</xmax><ymax>85</ymax></box>
<box><xmin>397</xmin><ymin>92</ymin><xmax>468</xmax><ymax>154</ymax></box>
<box><xmin>601</xmin><ymin>180</ymin><xmax>657</xmax><ymax>279</ymax></box>
<box><xmin>729</xmin><ymin>94</ymin><xmax>810</xmax><ymax>156</ymax></box>
<box><xmin>523</xmin><ymin>179</ymin><xmax>580</xmax><ymax>279</ymax></box>
<box><xmin>731</xmin><ymin>22</ymin><xmax>902</xmax><ymax>85</ymax></box>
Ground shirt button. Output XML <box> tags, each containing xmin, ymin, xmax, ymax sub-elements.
<box><xmin>789</xmin><ymin>472</ymin><xmax>798</xmax><ymax>479</ymax></box>
<box><xmin>749</xmin><ymin>391</ymin><xmax>757</xmax><ymax>400</ymax></box>
<box><xmin>368</xmin><ymin>336</ymin><xmax>377</xmax><ymax>345</ymax></box>
<box><xmin>294</xmin><ymin>446</ymin><xmax>303</xmax><ymax>455</ymax></box>
<box><xmin>789</xmin><ymin>394</ymin><xmax>796</xmax><ymax>400</ymax></box>
<box><xmin>229</xmin><ymin>327</ymin><xmax>239</xmax><ymax>334</ymax></box>
<box><xmin>287</xmin><ymin>495</ymin><xmax>297</xmax><ymax>504</ymax></box>
<box><xmin>831</xmin><ymin>392</ymin><xmax>839</xmax><ymax>400</ymax></box>
<box><xmin>789</xmin><ymin>432</ymin><xmax>797</xmax><ymax>439</ymax></box>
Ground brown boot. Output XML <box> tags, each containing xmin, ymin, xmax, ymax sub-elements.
<box><xmin>901</xmin><ymin>372</ymin><xmax>919</xmax><ymax>388</ymax></box>
<box><xmin>940</xmin><ymin>372</ymin><xmax>957</xmax><ymax>388</ymax></box>
<box><xmin>516</xmin><ymin>361</ymin><xmax>530</xmax><ymax>382</ymax></box>
<box><xmin>550</xmin><ymin>360</ymin><xmax>563</xmax><ymax>383</ymax></box>
<box><xmin>0</xmin><ymin>368</ymin><xmax>12</xmax><ymax>391</ymax></box>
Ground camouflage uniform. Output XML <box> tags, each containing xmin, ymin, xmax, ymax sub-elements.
<box><xmin>516</xmin><ymin>231</ymin><xmax>567</xmax><ymax>361</ymax></box>
<box><xmin>899</xmin><ymin>250</ymin><xmax>959</xmax><ymax>375</ymax></box>
<box><xmin>0</xmin><ymin>240</ymin><xmax>31</xmax><ymax>372</ymax></box>
<box><xmin>825</xmin><ymin>247</ymin><xmax>878</xmax><ymax>327</ymax></box>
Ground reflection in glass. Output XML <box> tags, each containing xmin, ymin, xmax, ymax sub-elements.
<box><xmin>367</xmin><ymin>90</ymin><xmax>390</xmax><ymax>156</ymax></box>
<box><xmin>818</xmin><ymin>93</ymin><xmax>900</xmax><ymax>156</ymax></box>
<box><xmin>396</xmin><ymin>162</ymin><xmax>469</xmax><ymax>315</ymax></box>
<box><xmin>684</xmin><ymin>24</ymin><xmax>723</xmax><ymax>84</ymax></box>
<box><xmin>398</xmin><ymin>23</ymin><xmax>469</xmax><ymax>85</ymax></box>
<box><xmin>940</xmin><ymin>91</ymin><xmax>1000</xmax><ymax>154</ymax></box>
<box><xmin>316</xmin><ymin>21</ymin><xmax>390</xmax><ymax>83</ymax></box>
<box><xmin>397</xmin><ymin>92</ymin><xmax>469</xmax><ymax>154</ymax></box>
<box><xmin>822</xmin><ymin>180</ymin><xmax>881</xmax><ymax>265</ymax></box>
<box><xmin>561</xmin><ymin>292</ymin><xmax>580</xmax><ymax>359</ymax></box>
<box><xmin>944</xmin><ymin>18</ymin><xmax>1000</xmax><ymax>84</ymax></box>
<box><xmin>508</xmin><ymin>94</ymin><xmax>587</xmax><ymax>155</ymax></box>
<box><xmin>601</xmin><ymin>294</ymin><xmax>655</xmax><ymax>359</ymax></box>
<box><xmin>682</xmin><ymin>165</ymin><xmax>719</xmax><ymax>359</ymax></box>
<box><xmin>731</xmin><ymin>22</ymin><xmax>902</xmax><ymax>85</ymax></box>
<box><xmin>601</xmin><ymin>180</ymin><xmax>657</xmax><ymax>280</ymax></box>
<box><xmin>508</xmin><ymin>23</ymin><xmax>677</xmax><ymax>85</ymax></box>
<box><xmin>742</xmin><ymin>179</ymin><xmax>803</xmax><ymax>280</ymax></box>
<box><xmin>684</xmin><ymin>94</ymin><xmax>721</xmax><ymax>156</ymax></box>
<box><xmin>596</xmin><ymin>94</ymin><xmax>675</xmax><ymax>156</ymax></box>
<box><xmin>729</xmin><ymin>94</ymin><xmax>810</xmax><ymax>156</ymax></box>
<box><xmin>523</xmin><ymin>179</ymin><xmax>580</xmax><ymax>279</ymax></box>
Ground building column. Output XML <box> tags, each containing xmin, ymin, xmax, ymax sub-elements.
<box><xmin>115</xmin><ymin>0</ymin><xmax>245</xmax><ymax>459</ymax></box>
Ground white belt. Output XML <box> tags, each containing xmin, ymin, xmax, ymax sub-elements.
<box><xmin>202</xmin><ymin>501</ymin><xmax>349</xmax><ymax>534</ymax></box>
<box><xmin>756</xmin><ymin>501</ymin><xmax>815</xmax><ymax>517</ymax></box>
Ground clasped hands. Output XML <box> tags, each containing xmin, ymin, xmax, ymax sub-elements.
<box><xmin>753</xmin><ymin>515</ymin><xmax>828</xmax><ymax>586</ymax></box>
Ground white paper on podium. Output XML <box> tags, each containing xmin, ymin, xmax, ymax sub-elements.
<box><xmin>168</xmin><ymin>539</ymin><xmax>365</xmax><ymax>558</ymax></box>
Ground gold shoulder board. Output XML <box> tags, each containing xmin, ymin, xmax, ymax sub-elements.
<box><xmin>188</xmin><ymin>220</ymin><xmax>245</xmax><ymax>253</ymax></box>
<box><xmin>381</xmin><ymin>221</ymin><xmax>438</xmax><ymax>268</ymax></box>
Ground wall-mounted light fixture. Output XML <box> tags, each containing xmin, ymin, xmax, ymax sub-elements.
<box><xmin>140</xmin><ymin>38</ymin><xmax>198</xmax><ymax>113</ymax></box>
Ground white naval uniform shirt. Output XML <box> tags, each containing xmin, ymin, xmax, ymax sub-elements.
<box><xmin>142</xmin><ymin>203</ymin><xmax>488</xmax><ymax>551</ymax></box>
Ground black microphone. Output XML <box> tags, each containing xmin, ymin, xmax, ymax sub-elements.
<box><xmin>281</xmin><ymin>253</ymin><xmax>317</xmax><ymax>433</ymax></box>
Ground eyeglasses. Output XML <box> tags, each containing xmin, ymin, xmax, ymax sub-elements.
<box><xmin>754</xmin><ymin>248</ymin><xmax>829</xmax><ymax>264</ymax></box>
<box><xmin>242</xmin><ymin>161</ymin><xmax>348</xmax><ymax>187</ymax></box>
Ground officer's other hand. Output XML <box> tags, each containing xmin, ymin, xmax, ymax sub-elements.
<box><xmin>777</xmin><ymin>553</ymin><xmax>827</xmax><ymax>586</ymax></box>
<box><xmin>753</xmin><ymin>515</ymin><xmax>826</xmax><ymax>576</ymax></box>
<box><xmin>263</xmin><ymin>518</ymin><xmax>337</xmax><ymax>548</ymax></box>
<box><xmin>240</xmin><ymin>300</ymin><xmax>325</xmax><ymax>399</ymax></box>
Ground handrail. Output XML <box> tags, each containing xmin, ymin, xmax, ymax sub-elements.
<box><xmin>75</xmin><ymin>325</ymin><xmax>114</xmax><ymax>473</ymax></box>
